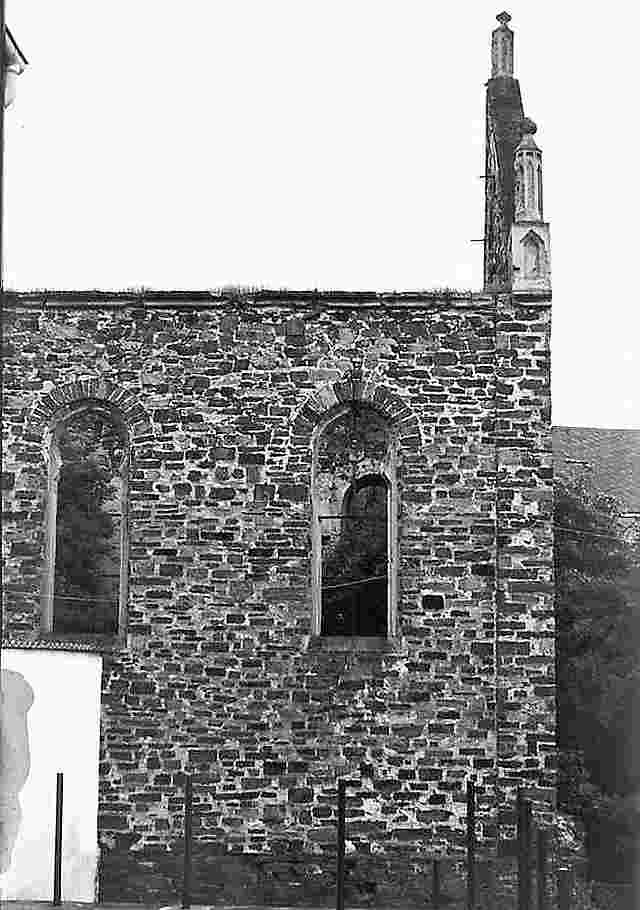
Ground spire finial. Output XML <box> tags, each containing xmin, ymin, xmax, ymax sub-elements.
<box><xmin>491</xmin><ymin>12</ymin><xmax>514</xmax><ymax>78</ymax></box>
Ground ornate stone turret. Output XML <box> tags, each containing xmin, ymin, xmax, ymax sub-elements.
<box><xmin>511</xmin><ymin>117</ymin><xmax>551</xmax><ymax>291</ymax></box>
<box><xmin>514</xmin><ymin>118</ymin><xmax>543</xmax><ymax>222</ymax></box>
<box><xmin>483</xmin><ymin>12</ymin><xmax>551</xmax><ymax>294</ymax></box>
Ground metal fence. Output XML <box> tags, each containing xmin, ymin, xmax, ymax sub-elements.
<box><xmin>49</xmin><ymin>771</ymin><xmax>606</xmax><ymax>909</ymax></box>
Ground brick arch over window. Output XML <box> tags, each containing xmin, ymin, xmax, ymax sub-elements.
<box><xmin>292</xmin><ymin>375</ymin><xmax>423</xmax><ymax>450</ymax></box>
<box><xmin>34</xmin><ymin>381</ymin><xmax>150</xmax><ymax>638</ymax></box>
<box><xmin>31</xmin><ymin>378</ymin><xmax>152</xmax><ymax>444</ymax></box>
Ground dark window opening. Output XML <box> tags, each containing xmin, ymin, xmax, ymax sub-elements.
<box><xmin>321</xmin><ymin>475</ymin><xmax>388</xmax><ymax>636</ymax></box>
<box><xmin>422</xmin><ymin>594</ymin><xmax>445</xmax><ymax>610</ymax></box>
<box><xmin>52</xmin><ymin>409</ymin><xmax>126</xmax><ymax>635</ymax></box>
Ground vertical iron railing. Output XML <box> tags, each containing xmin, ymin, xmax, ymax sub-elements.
<box><xmin>336</xmin><ymin>778</ymin><xmax>346</xmax><ymax>910</ymax></box>
<box><xmin>466</xmin><ymin>776</ymin><xmax>476</xmax><ymax>910</ymax></box>
<box><xmin>53</xmin><ymin>772</ymin><xmax>64</xmax><ymax>906</ymax></box>
<box><xmin>525</xmin><ymin>799</ymin><xmax>533</xmax><ymax>909</ymax></box>
<box><xmin>432</xmin><ymin>858</ymin><xmax>441</xmax><ymax>908</ymax></box>
<box><xmin>536</xmin><ymin>828</ymin><xmax>548</xmax><ymax>910</ymax></box>
<box><xmin>517</xmin><ymin>789</ymin><xmax>532</xmax><ymax>910</ymax></box>
<box><xmin>182</xmin><ymin>773</ymin><xmax>193</xmax><ymax>909</ymax></box>
<box><xmin>558</xmin><ymin>867</ymin><xmax>572</xmax><ymax>910</ymax></box>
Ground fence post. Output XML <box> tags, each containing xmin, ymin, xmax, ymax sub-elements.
<box><xmin>53</xmin><ymin>772</ymin><xmax>64</xmax><ymax>906</ymax></box>
<box><xmin>558</xmin><ymin>867</ymin><xmax>572</xmax><ymax>910</ymax></box>
<box><xmin>182</xmin><ymin>773</ymin><xmax>193</xmax><ymax>910</ymax></box>
<box><xmin>466</xmin><ymin>776</ymin><xmax>476</xmax><ymax>910</ymax></box>
<box><xmin>336</xmin><ymin>779</ymin><xmax>346</xmax><ymax>910</ymax></box>
<box><xmin>517</xmin><ymin>789</ymin><xmax>523</xmax><ymax>910</ymax></box>
<box><xmin>517</xmin><ymin>790</ymin><xmax>531</xmax><ymax>910</ymax></box>
<box><xmin>482</xmin><ymin>859</ymin><xmax>495</xmax><ymax>910</ymax></box>
<box><xmin>536</xmin><ymin>828</ymin><xmax>548</xmax><ymax>910</ymax></box>
<box><xmin>432</xmin><ymin>858</ymin><xmax>441</xmax><ymax>908</ymax></box>
<box><xmin>525</xmin><ymin>799</ymin><xmax>533</xmax><ymax>910</ymax></box>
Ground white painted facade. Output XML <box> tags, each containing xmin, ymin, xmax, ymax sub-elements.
<box><xmin>0</xmin><ymin>648</ymin><xmax>102</xmax><ymax>902</ymax></box>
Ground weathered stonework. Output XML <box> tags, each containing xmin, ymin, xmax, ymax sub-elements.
<box><xmin>1</xmin><ymin>13</ymin><xmax>555</xmax><ymax>903</ymax></box>
<box><xmin>1</xmin><ymin>288</ymin><xmax>554</xmax><ymax>901</ymax></box>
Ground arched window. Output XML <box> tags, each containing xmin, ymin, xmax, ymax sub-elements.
<box><xmin>42</xmin><ymin>402</ymin><xmax>129</xmax><ymax>636</ymax></box>
<box><xmin>515</xmin><ymin>163</ymin><xmax>525</xmax><ymax>216</ymax></box>
<box><xmin>537</xmin><ymin>164</ymin><xmax>543</xmax><ymax>218</ymax></box>
<box><xmin>526</xmin><ymin>160</ymin><xmax>536</xmax><ymax>213</ymax></box>
<box><xmin>311</xmin><ymin>403</ymin><xmax>398</xmax><ymax>638</ymax></box>
<box><xmin>522</xmin><ymin>230</ymin><xmax>544</xmax><ymax>278</ymax></box>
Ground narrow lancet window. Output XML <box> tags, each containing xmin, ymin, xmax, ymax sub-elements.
<box><xmin>312</xmin><ymin>403</ymin><xmax>397</xmax><ymax>637</ymax></box>
<box><xmin>526</xmin><ymin>160</ymin><xmax>535</xmax><ymax>215</ymax></box>
<box><xmin>523</xmin><ymin>231</ymin><xmax>543</xmax><ymax>278</ymax></box>
<box><xmin>515</xmin><ymin>164</ymin><xmax>525</xmax><ymax>217</ymax></box>
<box><xmin>47</xmin><ymin>406</ymin><xmax>128</xmax><ymax>635</ymax></box>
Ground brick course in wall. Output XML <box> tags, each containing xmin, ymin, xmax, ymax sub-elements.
<box><xmin>1</xmin><ymin>289</ymin><xmax>554</xmax><ymax>902</ymax></box>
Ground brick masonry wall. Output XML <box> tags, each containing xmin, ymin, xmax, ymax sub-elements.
<box><xmin>1</xmin><ymin>290</ymin><xmax>554</xmax><ymax>902</ymax></box>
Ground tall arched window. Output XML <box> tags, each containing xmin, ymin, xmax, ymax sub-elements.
<box><xmin>526</xmin><ymin>160</ymin><xmax>536</xmax><ymax>213</ymax></box>
<box><xmin>515</xmin><ymin>163</ymin><xmax>525</xmax><ymax>217</ymax></box>
<box><xmin>42</xmin><ymin>402</ymin><xmax>129</xmax><ymax>636</ymax></box>
<box><xmin>522</xmin><ymin>230</ymin><xmax>544</xmax><ymax>279</ymax></box>
<box><xmin>311</xmin><ymin>403</ymin><xmax>398</xmax><ymax>638</ymax></box>
<box><xmin>537</xmin><ymin>164</ymin><xmax>543</xmax><ymax>218</ymax></box>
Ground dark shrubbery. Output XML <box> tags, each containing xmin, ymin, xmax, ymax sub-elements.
<box><xmin>555</xmin><ymin>478</ymin><xmax>640</xmax><ymax>882</ymax></box>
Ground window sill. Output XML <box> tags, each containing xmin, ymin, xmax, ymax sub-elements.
<box><xmin>305</xmin><ymin>635</ymin><xmax>406</xmax><ymax>654</ymax></box>
<box><xmin>3</xmin><ymin>633</ymin><xmax>123</xmax><ymax>654</ymax></box>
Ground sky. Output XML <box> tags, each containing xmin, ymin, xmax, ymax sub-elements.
<box><xmin>3</xmin><ymin>1</ymin><xmax>639</xmax><ymax>429</ymax></box>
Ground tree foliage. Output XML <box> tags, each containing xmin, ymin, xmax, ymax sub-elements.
<box><xmin>555</xmin><ymin>477</ymin><xmax>640</xmax><ymax>879</ymax></box>
<box><xmin>53</xmin><ymin>415</ymin><xmax>123</xmax><ymax>634</ymax></box>
<box><xmin>322</xmin><ymin>481</ymin><xmax>388</xmax><ymax>635</ymax></box>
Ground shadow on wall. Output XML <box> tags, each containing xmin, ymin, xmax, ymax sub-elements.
<box><xmin>0</xmin><ymin>669</ymin><xmax>34</xmax><ymax>875</ymax></box>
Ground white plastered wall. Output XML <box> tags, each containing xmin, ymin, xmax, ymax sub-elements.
<box><xmin>0</xmin><ymin>648</ymin><xmax>102</xmax><ymax>902</ymax></box>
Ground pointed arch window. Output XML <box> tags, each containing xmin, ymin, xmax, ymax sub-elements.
<box><xmin>515</xmin><ymin>163</ymin><xmax>525</xmax><ymax>217</ymax></box>
<box><xmin>42</xmin><ymin>402</ymin><xmax>129</xmax><ymax>637</ymax></box>
<box><xmin>522</xmin><ymin>230</ymin><xmax>545</xmax><ymax>279</ymax></box>
<box><xmin>311</xmin><ymin>403</ymin><xmax>398</xmax><ymax>638</ymax></box>
<box><xmin>537</xmin><ymin>164</ymin><xmax>543</xmax><ymax>218</ymax></box>
<box><xmin>525</xmin><ymin>160</ymin><xmax>536</xmax><ymax>214</ymax></box>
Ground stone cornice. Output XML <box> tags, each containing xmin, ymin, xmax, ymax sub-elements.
<box><xmin>3</xmin><ymin>288</ymin><xmax>551</xmax><ymax>309</ymax></box>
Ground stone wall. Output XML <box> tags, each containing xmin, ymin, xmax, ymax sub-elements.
<box><xmin>1</xmin><ymin>290</ymin><xmax>554</xmax><ymax>902</ymax></box>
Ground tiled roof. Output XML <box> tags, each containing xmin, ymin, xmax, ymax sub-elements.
<box><xmin>553</xmin><ymin>427</ymin><xmax>640</xmax><ymax>511</ymax></box>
